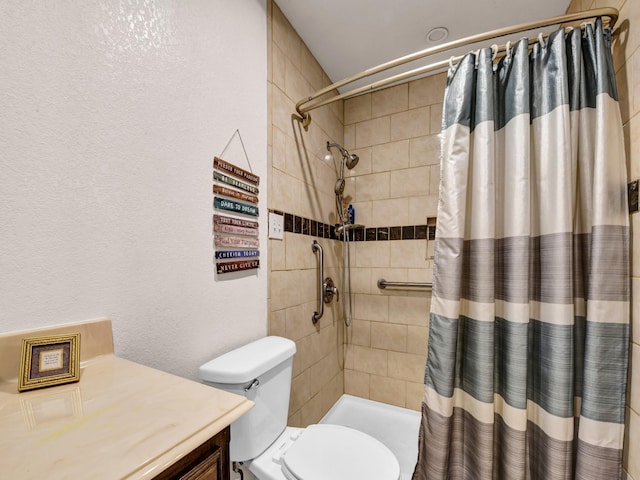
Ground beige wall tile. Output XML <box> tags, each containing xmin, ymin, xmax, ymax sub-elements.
<box><xmin>345</xmin><ymin>94</ymin><xmax>372</xmax><ymax>125</ymax></box>
<box><xmin>285</xmin><ymin>232</ymin><xmax>316</xmax><ymax>270</ymax></box>
<box><xmin>390</xmin><ymin>167</ymin><xmax>430</xmax><ymax>198</ymax></box>
<box><xmin>293</xmin><ymin>335</ymin><xmax>312</xmax><ymax>376</ymax></box>
<box><xmin>370</xmin><ymin>374</ymin><xmax>406</xmax><ymax>407</ymax></box>
<box><xmin>352</xmin><ymin>345</ymin><xmax>388</xmax><ymax>376</ymax></box>
<box><xmin>634</xmin><ymin>34</ymin><xmax>640</xmax><ymax>118</ymax></box>
<box><xmin>389</xmin><ymin>295</ymin><xmax>430</xmax><ymax>326</ymax></box>
<box><xmin>310</xmin><ymin>352</ymin><xmax>341</xmax><ymax>394</ymax></box>
<box><xmin>429</xmin><ymin>165</ymin><xmax>441</xmax><ymax>196</ymax></box>
<box><xmin>286</xmin><ymin>304</ymin><xmax>315</xmax><ymax>341</ymax></box>
<box><xmin>410</xmin><ymin>135</ymin><xmax>441</xmax><ymax>167</ymax></box>
<box><xmin>270</xmin><ymin>237</ymin><xmax>286</xmax><ymax>271</ymax></box>
<box><xmin>271</xmin><ymin>4</ymin><xmax>301</xmax><ymax>66</ymax></box>
<box><xmin>372</xmin><ymin>140</ymin><xmax>410</xmax><ymax>173</ymax></box>
<box><xmin>351</xmin><ymin>267</ymin><xmax>372</xmax><ymax>295</ymax></box>
<box><xmin>430</xmin><ymin>103</ymin><xmax>443</xmax><ymax>134</ymax></box>
<box><xmin>355</xmin><ymin>172</ymin><xmax>390</xmax><ymax>202</ymax></box>
<box><xmin>356</xmin><ymin>117</ymin><xmax>391</xmax><ymax>148</ymax></box>
<box><xmin>290</xmin><ymin>367</ymin><xmax>314</xmax><ymax>414</ymax></box>
<box><xmin>388</xmin><ymin>351</ymin><xmax>426</xmax><ymax>382</ymax></box>
<box><xmin>272</xmin><ymin>85</ymin><xmax>296</xmax><ymax>136</ymax></box>
<box><xmin>408</xmin><ymin>194</ymin><xmax>439</xmax><ymax>224</ymax></box>
<box><xmin>344</xmin><ymin>368</ymin><xmax>370</xmax><ymax>398</ymax></box>
<box><xmin>409</xmin><ymin>74</ymin><xmax>446</xmax><ymax>109</ymax></box>
<box><xmin>285</xmin><ymin>57</ymin><xmax>310</xmax><ymax>105</ymax></box>
<box><xmin>407</xmin><ymin>325</ymin><xmax>429</xmax><ymax>355</ymax></box>
<box><xmin>619</xmin><ymin>63</ymin><xmax>631</xmax><ymax>125</ymax></box>
<box><xmin>348</xmin><ymin>319</ymin><xmax>371</xmax><ymax>347</ymax></box>
<box><xmin>272</xmin><ymin>42</ymin><xmax>286</xmax><ymax>92</ymax></box>
<box><xmin>390</xmin><ymin>107</ymin><xmax>430</xmax><ymax>141</ymax></box>
<box><xmin>354</xmin><ymin>293</ymin><xmax>390</xmax><ymax>322</ymax></box>
<box><xmin>270</xmin><ymin>308</ymin><xmax>286</xmax><ymax>337</ymax></box>
<box><xmin>272</xmin><ymin>126</ymin><xmax>288</xmax><ymax>171</ymax></box>
<box><xmin>347</xmin><ymin>147</ymin><xmax>373</xmax><ymax>177</ymax></box>
<box><xmin>300</xmin><ymin>43</ymin><xmax>323</xmax><ymax>92</ymax></box>
<box><xmin>407</xmin><ymin>268</ymin><xmax>433</xmax><ymax>284</ymax></box>
<box><xmin>390</xmin><ymin>240</ymin><xmax>431</xmax><ymax>269</ymax></box>
<box><xmin>344</xmin><ymin>123</ymin><xmax>356</xmax><ymax>150</ymax></box>
<box><xmin>355</xmin><ymin>240</ymin><xmax>391</xmax><ymax>268</ymax></box>
<box><xmin>372</xmin><ymin>84</ymin><xmax>409</xmax><ymax>118</ymax></box>
<box><xmin>630</xmin><ymin>115</ymin><xmax>640</xmax><ymax>183</ymax></box>
<box><xmin>371</xmin><ymin>322</ymin><xmax>408</xmax><ymax>352</ymax></box>
<box><xmin>351</xmin><ymin>200</ymin><xmax>373</xmax><ymax>227</ymax></box>
<box><xmin>372</xmin><ymin>198</ymin><xmax>410</xmax><ymax>226</ymax></box>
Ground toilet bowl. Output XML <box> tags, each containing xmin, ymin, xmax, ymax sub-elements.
<box><xmin>198</xmin><ymin>336</ymin><xmax>400</xmax><ymax>480</ymax></box>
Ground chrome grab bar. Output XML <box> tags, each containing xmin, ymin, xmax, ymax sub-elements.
<box><xmin>312</xmin><ymin>240</ymin><xmax>324</xmax><ymax>323</ymax></box>
<box><xmin>377</xmin><ymin>278</ymin><xmax>432</xmax><ymax>290</ymax></box>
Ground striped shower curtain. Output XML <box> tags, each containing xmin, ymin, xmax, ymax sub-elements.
<box><xmin>413</xmin><ymin>19</ymin><xmax>629</xmax><ymax>480</ymax></box>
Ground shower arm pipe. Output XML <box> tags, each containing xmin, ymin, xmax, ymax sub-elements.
<box><xmin>294</xmin><ymin>7</ymin><xmax>618</xmax><ymax>126</ymax></box>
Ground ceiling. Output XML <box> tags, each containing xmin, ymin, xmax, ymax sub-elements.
<box><xmin>274</xmin><ymin>0</ymin><xmax>571</xmax><ymax>94</ymax></box>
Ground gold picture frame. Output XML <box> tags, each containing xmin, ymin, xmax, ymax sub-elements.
<box><xmin>18</xmin><ymin>333</ymin><xmax>81</xmax><ymax>392</ymax></box>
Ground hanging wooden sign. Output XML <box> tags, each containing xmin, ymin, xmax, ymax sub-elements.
<box><xmin>213</xmin><ymin>157</ymin><xmax>260</xmax><ymax>186</ymax></box>
<box><xmin>214</xmin><ymin>171</ymin><xmax>259</xmax><ymax>195</ymax></box>
<box><xmin>215</xmin><ymin>250</ymin><xmax>260</xmax><ymax>260</ymax></box>
<box><xmin>215</xmin><ymin>235</ymin><xmax>259</xmax><ymax>249</ymax></box>
<box><xmin>216</xmin><ymin>259</ymin><xmax>260</xmax><ymax>274</ymax></box>
<box><xmin>213</xmin><ymin>185</ymin><xmax>259</xmax><ymax>204</ymax></box>
<box><xmin>214</xmin><ymin>197</ymin><xmax>259</xmax><ymax>217</ymax></box>
<box><xmin>213</xmin><ymin>214</ymin><xmax>258</xmax><ymax>230</ymax></box>
<box><xmin>214</xmin><ymin>223</ymin><xmax>259</xmax><ymax>237</ymax></box>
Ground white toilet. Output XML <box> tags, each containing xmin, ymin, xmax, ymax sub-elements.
<box><xmin>198</xmin><ymin>336</ymin><xmax>401</xmax><ymax>480</ymax></box>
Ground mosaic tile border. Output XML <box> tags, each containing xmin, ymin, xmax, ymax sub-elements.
<box><xmin>269</xmin><ymin>209</ymin><xmax>436</xmax><ymax>241</ymax></box>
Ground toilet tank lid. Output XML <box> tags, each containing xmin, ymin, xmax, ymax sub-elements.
<box><xmin>198</xmin><ymin>336</ymin><xmax>296</xmax><ymax>384</ymax></box>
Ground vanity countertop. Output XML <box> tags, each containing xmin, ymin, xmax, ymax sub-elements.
<box><xmin>0</xmin><ymin>324</ymin><xmax>253</xmax><ymax>479</ymax></box>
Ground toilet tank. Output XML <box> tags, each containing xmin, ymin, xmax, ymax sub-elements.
<box><xmin>198</xmin><ymin>336</ymin><xmax>296</xmax><ymax>462</ymax></box>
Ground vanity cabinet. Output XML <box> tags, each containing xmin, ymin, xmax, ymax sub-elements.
<box><xmin>154</xmin><ymin>426</ymin><xmax>230</xmax><ymax>480</ymax></box>
<box><xmin>0</xmin><ymin>320</ymin><xmax>252</xmax><ymax>480</ymax></box>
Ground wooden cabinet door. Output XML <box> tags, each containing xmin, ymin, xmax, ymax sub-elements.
<box><xmin>154</xmin><ymin>426</ymin><xmax>230</xmax><ymax>480</ymax></box>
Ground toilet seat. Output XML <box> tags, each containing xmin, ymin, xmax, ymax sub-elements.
<box><xmin>280</xmin><ymin>424</ymin><xmax>400</xmax><ymax>480</ymax></box>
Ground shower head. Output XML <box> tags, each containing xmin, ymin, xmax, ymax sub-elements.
<box><xmin>326</xmin><ymin>141</ymin><xmax>359</xmax><ymax>176</ymax></box>
<box><xmin>346</xmin><ymin>153</ymin><xmax>359</xmax><ymax>170</ymax></box>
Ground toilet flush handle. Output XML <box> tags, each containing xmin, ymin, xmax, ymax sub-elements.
<box><xmin>244</xmin><ymin>378</ymin><xmax>260</xmax><ymax>392</ymax></box>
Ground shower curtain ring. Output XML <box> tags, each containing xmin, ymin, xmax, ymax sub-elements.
<box><xmin>538</xmin><ymin>32</ymin><xmax>546</xmax><ymax>47</ymax></box>
<box><xmin>449</xmin><ymin>55</ymin><xmax>456</xmax><ymax>70</ymax></box>
<box><xmin>505</xmin><ymin>40</ymin><xmax>512</xmax><ymax>58</ymax></box>
<box><xmin>491</xmin><ymin>44</ymin><xmax>499</xmax><ymax>61</ymax></box>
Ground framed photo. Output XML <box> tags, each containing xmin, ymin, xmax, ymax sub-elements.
<box><xmin>18</xmin><ymin>333</ymin><xmax>81</xmax><ymax>392</ymax></box>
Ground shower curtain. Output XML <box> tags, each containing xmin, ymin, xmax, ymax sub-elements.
<box><xmin>413</xmin><ymin>19</ymin><xmax>629</xmax><ymax>480</ymax></box>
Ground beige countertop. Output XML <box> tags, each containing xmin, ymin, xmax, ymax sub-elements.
<box><xmin>0</xmin><ymin>320</ymin><xmax>253</xmax><ymax>479</ymax></box>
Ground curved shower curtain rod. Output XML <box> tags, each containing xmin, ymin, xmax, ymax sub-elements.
<box><xmin>293</xmin><ymin>7</ymin><xmax>619</xmax><ymax>129</ymax></box>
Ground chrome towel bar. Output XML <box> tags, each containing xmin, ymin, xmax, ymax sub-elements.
<box><xmin>377</xmin><ymin>278</ymin><xmax>432</xmax><ymax>290</ymax></box>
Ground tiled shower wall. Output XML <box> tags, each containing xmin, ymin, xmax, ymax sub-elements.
<box><xmin>341</xmin><ymin>75</ymin><xmax>446</xmax><ymax>410</ymax></box>
<box><xmin>564</xmin><ymin>1</ymin><xmax>640</xmax><ymax>478</ymax></box>
<box><xmin>266</xmin><ymin>1</ymin><xmax>345</xmax><ymax>427</ymax></box>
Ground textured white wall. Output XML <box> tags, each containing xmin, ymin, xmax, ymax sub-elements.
<box><xmin>0</xmin><ymin>0</ymin><xmax>268</xmax><ymax>379</ymax></box>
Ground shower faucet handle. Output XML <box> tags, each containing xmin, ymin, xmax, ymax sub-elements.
<box><xmin>323</xmin><ymin>277</ymin><xmax>338</xmax><ymax>304</ymax></box>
